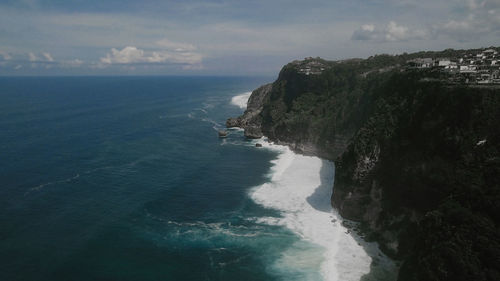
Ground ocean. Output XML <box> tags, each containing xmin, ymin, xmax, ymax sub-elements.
<box><xmin>0</xmin><ymin>76</ymin><xmax>395</xmax><ymax>281</ymax></box>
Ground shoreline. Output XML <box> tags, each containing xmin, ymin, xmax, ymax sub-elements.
<box><xmin>229</xmin><ymin>92</ymin><xmax>396</xmax><ymax>281</ymax></box>
<box><xmin>249</xmin><ymin>139</ymin><xmax>392</xmax><ymax>281</ymax></box>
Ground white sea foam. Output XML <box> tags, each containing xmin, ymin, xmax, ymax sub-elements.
<box><xmin>24</xmin><ymin>173</ymin><xmax>81</xmax><ymax>195</ymax></box>
<box><xmin>201</xmin><ymin>117</ymin><xmax>223</xmax><ymax>132</ymax></box>
<box><xmin>163</xmin><ymin>220</ymin><xmax>280</xmax><ymax>240</ymax></box>
<box><xmin>230</xmin><ymin>92</ymin><xmax>252</xmax><ymax>109</ymax></box>
<box><xmin>250</xmin><ymin>142</ymin><xmax>396</xmax><ymax>281</ymax></box>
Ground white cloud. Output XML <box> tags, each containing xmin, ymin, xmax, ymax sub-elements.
<box><xmin>156</xmin><ymin>39</ymin><xmax>196</xmax><ymax>52</ymax></box>
<box><xmin>352</xmin><ymin>1</ymin><xmax>499</xmax><ymax>44</ymax></box>
<box><xmin>100</xmin><ymin>44</ymin><xmax>203</xmax><ymax>67</ymax></box>
<box><xmin>42</xmin><ymin>52</ymin><xmax>54</xmax><ymax>62</ymax></box>
<box><xmin>352</xmin><ymin>21</ymin><xmax>426</xmax><ymax>42</ymax></box>
<box><xmin>100</xmin><ymin>46</ymin><xmax>145</xmax><ymax>64</ymax></box>
<box><xmin>28</xmin><ymin>52</ymin><xmax>38</xmax><ymax>61</ymax></box>
<box><xmin>432</xmin><ymin>0</ymin><xmax>500</xmax><ymax>42</ymax></box>
<box><xmin>1</xmin><ymin>1</ymin><xmax>498</xmax><ymax>75</ymax></box>
<box><xmin>8</xmin><ymin>51</ymin><xmax>85</xmax><ymax>69</ymax></box>
<box><xmin>28</xmin><ymin>51</ymin><xmax>54</xmax><ymax>62</ymax></box>
<box><xmin>361</xmin><ymin>24</ymin><xmax>375</xmax><ymax>32</ymax></box>
<box><xmin>385</xmin><ymin>22</ymin><xmax>410</xmax><ymax>41</ymax></box>
<box><xmin>0</xmin><ymin>51</ymin><xmax>11</xmax><ymax>60</ymax></box>
<box><xmin>351</xmin><ymin>24</ymin><xmax>377</xmax><ymax>40</ymax></box>
<box><xmin>62</xmin><ymin>59</ymin><xmax>84</xmax><ymax>67</ymax></box>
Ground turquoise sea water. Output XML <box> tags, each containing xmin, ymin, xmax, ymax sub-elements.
<box><xmin>0</xmin><ymin>76</ymin><xmax>301</xmax><ymax>280</ymax></box>
<box><xmin>0</xmin><ymin>76</ymin><xmax>397</xmax><ymax>281</ymax></box>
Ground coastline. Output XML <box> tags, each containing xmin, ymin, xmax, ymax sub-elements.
<box><xmin>230</xmin><ymin>92</ymin><xmax>396</xmax><ymax>281</ymax></box>
<box><xmin>250</xmin><ymin>140</ymin><xmax>396</xmax><ymax>281</ymax></box>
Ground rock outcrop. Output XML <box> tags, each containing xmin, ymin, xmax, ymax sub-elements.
<box><xmin>226</xmin><ymin>83</ymin><xmax>272</xmax><ymax>139</ymax></box>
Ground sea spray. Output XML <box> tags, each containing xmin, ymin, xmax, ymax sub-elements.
<box><xmin>249</xmin><ymin>141</ymin><xmax>382</xmax><ymax>281</ymax></box>
<box><xmin>231</xmin><ymin>92</ymin><xmax>252</xmax><ymax>109</ymax></box>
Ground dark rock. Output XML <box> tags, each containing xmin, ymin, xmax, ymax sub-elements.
<box><xmin>255</xmin><ymin>143</ymin><xmax>263</xmax><ymax>147</ymax></box>
<box><xmin>246</xmin><ymin>83</ymin><xmax>272</xmax><ymax>113</ymax></box>
<box><xmin>226</xmin><ymin>83</ymin><xmax>272</xmax><ymax>139</ymax></box>
<box><xmin>225</xmin><ymin>117</ymin><xmax>241</xmax><ymax>128</ymax></box>
<box><xmin>218</xmin><ymin>130</ymin><xmax>228</xmax><ymax>138</ymax></box>
<box><xmin>244</xmin><ymin>126</ymin><xmax>263</xmax><ymax>139</ymax></box>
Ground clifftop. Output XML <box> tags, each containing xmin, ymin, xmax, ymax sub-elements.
<box><xmin>290</xmin><ymin>57</ymin><xmax>332</xmax><ymax>75</ymax></box>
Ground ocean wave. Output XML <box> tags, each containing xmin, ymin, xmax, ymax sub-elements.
<box><xmin>202</xmin><ymin>101</ymin><xmax>215</xmax><ymax>110</ymax></box>
<box><xmin>158</xmin><ymin>113</ymin><xmax>186</xmax><ymax>119</ymax></box>
<box><xmin>249</xmin><ymin>142</ymin><xmax>396</xmax><ymax>281</ymax></box>
<box><xmin>24</xmin><ymin>173</ymin><xmax>81</xmax><ymax>195</ymax></box>
<box><xmin>24</xmin><ymin>155</ymin><xmax>162</xmax><ymax>195</ymax></box>
<box><xmin>187</xmin><ymin>103</ymin><xmax>224</xmax><ymax>132</ymax></box>
<box><xmin>219</xmin><ymin>138</ymin><xmax>258</xmax><ymax>147</ymax></box>
<box><xmin>187</xmin><ymin>107</ymin><xmax>210</xmax><ymax>120</ymax></box>
<box><xmin>163</xmin><ymin>219</ymin><xmax>281</xmax><ymax>239</ymax></box>
<box><xmin>196</xmin><ymin>108</ymin><xmax>208</xmax><ymax>114</ymax></box>
<box><xmin>200</xmin><ymin>117</ymin><xmax>223</xmax><ymax>132</ymax></box>
<box><xmin>230</xmin><ymin>92</ymin><xmax>252</xmax><ymax>109</ymax></box>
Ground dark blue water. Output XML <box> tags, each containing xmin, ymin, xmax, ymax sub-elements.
<box><xmin>0</xmin><ymin>76</ymin><xmax>306</xmax><ymax>281</ymax></box>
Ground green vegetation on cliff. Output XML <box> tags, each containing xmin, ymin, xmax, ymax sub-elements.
<box><xmin>239</xmin><ymin>49</ymin><xmax>500</xmax><ymax>281</ymax></box>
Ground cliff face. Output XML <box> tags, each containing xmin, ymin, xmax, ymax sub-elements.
<box><xmin>226</xmin><ymin>83</ymin><xmax>272</xmax><ymax>138</ymax></box>
<box><xmin>227</xmin><ymin>53</ymin><xmax>500</xmax><ymax>281</ymax></box>
<box><xmin>258</xmin><ymin>58</ymin><xmax>364</xmax><ymax>159</ymax></box>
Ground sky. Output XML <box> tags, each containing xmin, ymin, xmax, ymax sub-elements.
<box><xmin>0</xmin><ymin>0</ymin><xmax>498</xmax><ymax>76</ymax></box>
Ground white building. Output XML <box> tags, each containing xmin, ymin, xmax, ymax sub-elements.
<box><xmin>437</xmin><ymin>59</ymin><xmax>451</xmax><ymax>67</ymax></box>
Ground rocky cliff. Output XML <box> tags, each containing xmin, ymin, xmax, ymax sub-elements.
<box><xmin>226</xmin><ymin>83</ymin><xmax>272</xmax><ymax>138</ymax></box>
<box><xmin>227</xmin><ymin>51</ymin><xmax>500</xmax><ymax>281</ymax></box>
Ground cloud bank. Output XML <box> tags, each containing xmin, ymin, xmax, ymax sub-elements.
<box><xmin>432</xmin><ymin>0</ymin><xmax>500</xmax><ymax>42</ymax></box>
<box><xmin>352</xmin><ymin>0</ymin><xmax>499</xmax><ymax>44</ymax></box>
<box><xmin>99</xmin><ymin>40</ymin><xmax>202</xmax><ymax>68</ymax></box>
<box><xmin>0</xmin><ymin>0</ymin><xmax>499</xmax><ymax>75</ymax></box>
<box><xmin>352</xmin><ymin>21</ymin><xmax>427</xmax><ymax>42</ymax></box>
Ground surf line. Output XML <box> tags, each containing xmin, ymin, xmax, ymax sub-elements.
<box><xmin>249</xmin><ymin>141</ymin><xmax>375</xmax><ymax>281</ymax></box>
